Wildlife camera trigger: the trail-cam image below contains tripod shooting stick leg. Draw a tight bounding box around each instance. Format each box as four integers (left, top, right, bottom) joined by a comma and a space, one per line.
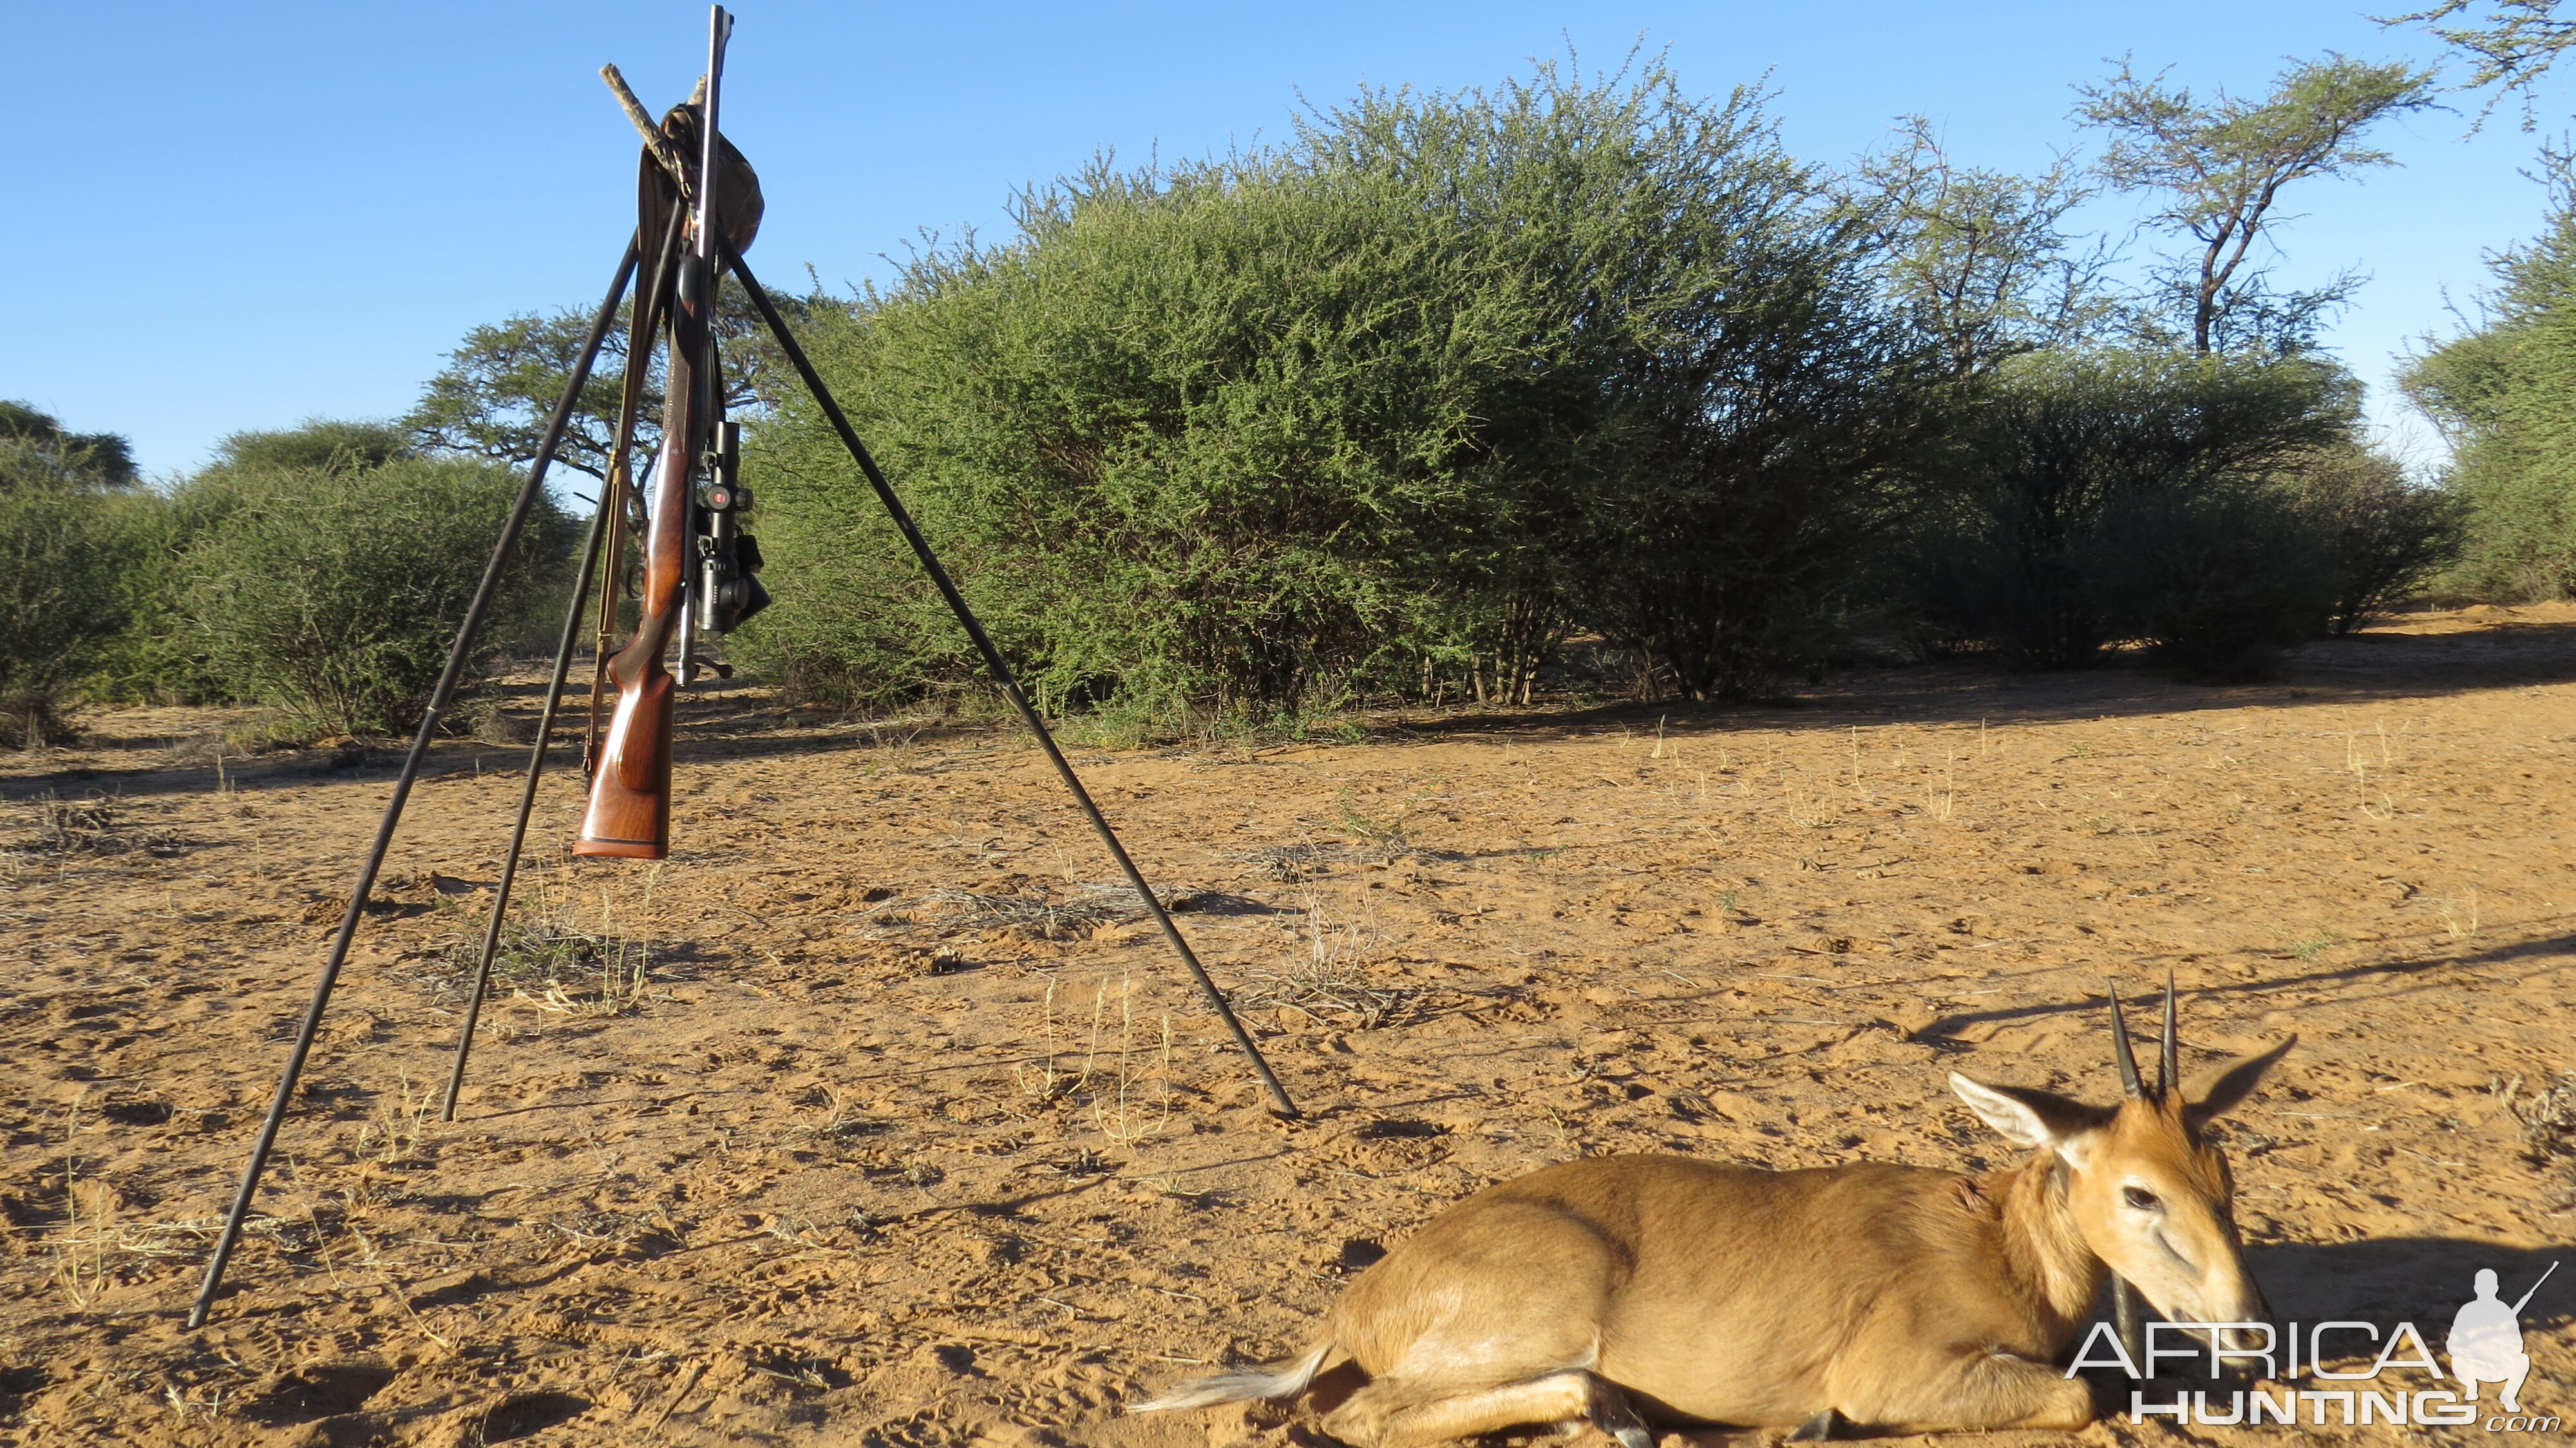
718, 234, 1298, 1119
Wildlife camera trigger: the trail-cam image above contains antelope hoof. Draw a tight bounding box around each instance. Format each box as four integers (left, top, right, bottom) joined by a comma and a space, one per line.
1788, 1409, 1842, 1442
1610, 1427, 1653, 1448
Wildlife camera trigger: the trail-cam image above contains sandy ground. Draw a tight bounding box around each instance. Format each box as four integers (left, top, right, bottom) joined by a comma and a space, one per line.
3, 604, 2573, 1448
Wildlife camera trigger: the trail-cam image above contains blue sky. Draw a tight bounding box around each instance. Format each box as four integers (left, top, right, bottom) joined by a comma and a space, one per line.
10, 1, 2568, 479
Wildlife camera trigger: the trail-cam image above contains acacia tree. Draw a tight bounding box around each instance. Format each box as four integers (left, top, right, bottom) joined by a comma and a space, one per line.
176, 455, 569, 734
2278, 443, 2469, 630
1299, 61, 1939, 703
2079, 55, 2438, 354
0, 401, 138, 490
2386, 0, 2576, 126
407, 279, 799, 483
1908, 348, 2353, 668
1851, 117, 2118, 377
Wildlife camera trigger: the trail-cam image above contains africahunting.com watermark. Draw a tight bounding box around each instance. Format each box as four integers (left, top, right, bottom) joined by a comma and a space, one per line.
2067, 1265, 2559, 1431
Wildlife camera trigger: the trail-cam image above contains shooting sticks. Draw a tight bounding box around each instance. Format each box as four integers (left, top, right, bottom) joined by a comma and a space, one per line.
189, 8, 1292, 1328
186, 241, 639, 1330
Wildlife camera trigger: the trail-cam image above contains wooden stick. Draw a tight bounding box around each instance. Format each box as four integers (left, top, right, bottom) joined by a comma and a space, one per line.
600, 64, 692, 200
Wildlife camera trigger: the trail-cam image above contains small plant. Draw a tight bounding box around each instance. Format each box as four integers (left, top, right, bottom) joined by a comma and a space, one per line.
2344, 724, 2399, 818
2497, 1073, 2576, 1166
14, 794, 187, 859
799, 1089, 878, 1145
749, 1356, 834, 1393
1236, 893, 1408, 1028
1341, 788, 1438, 849
50, 1094, 109, 1308
1238, 840, 1398, 882
429, 870, 665, 1016
2439, 890, 2481, 941
357, 1074, 432, 1164
162, 1384, 228, 1422
1092, 986, 1175, 1149
1015, 978, 1072, 1101
1784, 774, 1832, 828
1926, 747, 1958, 821
2283, 932, 2340, 963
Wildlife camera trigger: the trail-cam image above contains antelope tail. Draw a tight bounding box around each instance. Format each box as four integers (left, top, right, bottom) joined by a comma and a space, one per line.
1130, 1342, 1333, 1414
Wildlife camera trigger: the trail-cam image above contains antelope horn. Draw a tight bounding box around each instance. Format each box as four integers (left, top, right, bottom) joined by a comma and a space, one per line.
2159, 969, 2179, 1101
2107, 985, 2143, 1098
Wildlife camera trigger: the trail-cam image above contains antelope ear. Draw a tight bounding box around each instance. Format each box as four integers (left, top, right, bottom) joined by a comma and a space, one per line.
1949, 1073, 2114, 1163
2181, 1036, 2295, 1130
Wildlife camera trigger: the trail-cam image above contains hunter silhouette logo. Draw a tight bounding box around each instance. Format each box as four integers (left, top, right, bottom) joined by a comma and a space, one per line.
2067, 1259, 2560, 1429
2454, 1263, 2555, 1426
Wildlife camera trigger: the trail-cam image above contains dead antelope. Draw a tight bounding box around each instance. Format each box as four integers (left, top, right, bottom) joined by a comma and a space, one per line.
1137, 986, 2291, 1443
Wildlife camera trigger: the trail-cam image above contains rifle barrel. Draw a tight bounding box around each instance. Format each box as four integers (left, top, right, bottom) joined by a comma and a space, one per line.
2511, 1260, 2559, 1316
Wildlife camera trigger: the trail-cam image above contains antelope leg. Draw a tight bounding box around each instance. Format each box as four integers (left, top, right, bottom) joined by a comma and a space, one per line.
1854, 1350, 2095, 1433
1325, 1370, 1642, 1448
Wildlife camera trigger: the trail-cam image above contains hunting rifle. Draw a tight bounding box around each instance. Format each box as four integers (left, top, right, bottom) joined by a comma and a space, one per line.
574, 14, 767, 859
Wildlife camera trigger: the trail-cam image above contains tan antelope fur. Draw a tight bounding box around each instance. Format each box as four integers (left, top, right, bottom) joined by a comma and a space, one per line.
1135, 986, 2292, 1444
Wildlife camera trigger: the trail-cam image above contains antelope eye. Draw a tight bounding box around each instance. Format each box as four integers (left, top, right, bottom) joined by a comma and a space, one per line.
2122, 1185, 2162, 1211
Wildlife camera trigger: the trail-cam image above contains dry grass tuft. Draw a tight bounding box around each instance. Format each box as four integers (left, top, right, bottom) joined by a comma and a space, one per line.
1235, 841, 1410, 883
797, 1089, 884, 1145
1234, 893, 1410, 1028
533, 1208, 667, 1252
1089, 980, 1174, 1148
2499, 1072, 2576, 1165
12, 794, 188, 859
423, 870, 674, 1017
356, 1074, 433, 1165
931, 882, 1147, 940
428, 919, 656, 1014
49, 1096, 106, 1307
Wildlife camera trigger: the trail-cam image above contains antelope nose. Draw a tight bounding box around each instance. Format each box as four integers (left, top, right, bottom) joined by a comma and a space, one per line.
2217, 1285, 2275, 1358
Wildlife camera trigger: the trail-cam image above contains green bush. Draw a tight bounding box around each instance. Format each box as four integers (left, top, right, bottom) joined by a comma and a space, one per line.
743, 62, 1937, 719
2279, 444, 2468, 633
174, 455, 567, 736
1901, 348, 2352, 668
2085, 486, 2338, 678
204, 420, 413, 478
83, 422, 435, 707
0, 465, 155, 745
744, 148, 1553, 723
2403, 177, 2576, 600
